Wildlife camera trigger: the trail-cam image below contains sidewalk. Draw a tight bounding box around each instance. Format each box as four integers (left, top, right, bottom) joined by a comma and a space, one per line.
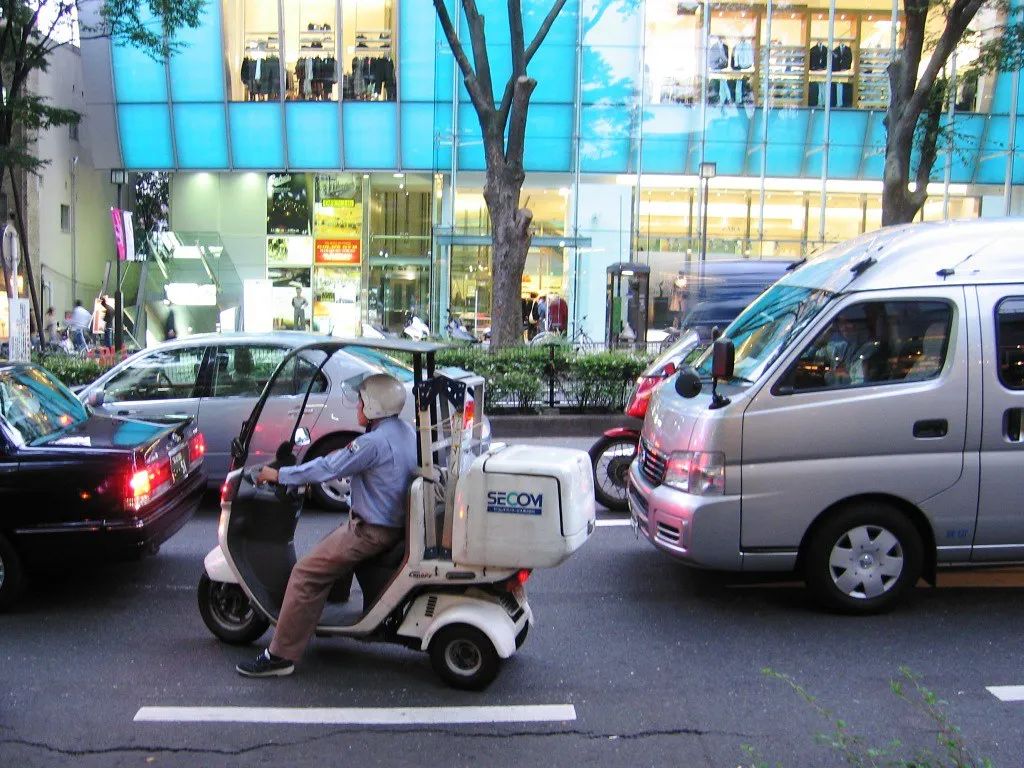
488, 412, 642, 438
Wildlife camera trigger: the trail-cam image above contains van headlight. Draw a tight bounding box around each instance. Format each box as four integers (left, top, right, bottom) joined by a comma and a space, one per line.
664, 451, 725, 495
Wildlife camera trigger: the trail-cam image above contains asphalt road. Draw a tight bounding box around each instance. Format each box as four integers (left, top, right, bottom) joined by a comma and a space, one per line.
3, 437, 1024, 767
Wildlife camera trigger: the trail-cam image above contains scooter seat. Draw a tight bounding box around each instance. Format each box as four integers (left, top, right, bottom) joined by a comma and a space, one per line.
354, 539, 406, 607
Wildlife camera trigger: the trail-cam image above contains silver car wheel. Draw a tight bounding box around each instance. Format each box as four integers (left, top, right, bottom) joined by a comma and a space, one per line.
319, 476, 352, 505
828, 524, 904, 600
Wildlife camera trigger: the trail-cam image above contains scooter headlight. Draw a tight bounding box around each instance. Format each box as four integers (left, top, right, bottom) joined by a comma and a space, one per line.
664, 451, 725, 495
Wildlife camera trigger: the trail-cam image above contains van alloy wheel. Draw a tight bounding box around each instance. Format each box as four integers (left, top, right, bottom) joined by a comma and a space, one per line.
306, 434, 357, 511
803, 503, 922, 615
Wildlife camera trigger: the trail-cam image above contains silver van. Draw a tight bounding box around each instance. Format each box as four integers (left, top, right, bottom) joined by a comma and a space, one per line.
629, 219, 1024, 613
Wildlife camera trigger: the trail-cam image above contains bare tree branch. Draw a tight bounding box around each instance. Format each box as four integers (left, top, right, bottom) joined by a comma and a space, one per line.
431, 0, 492, 116
462, 0, 495, 109
505, 75, 537, 164
509, 0, 525, 71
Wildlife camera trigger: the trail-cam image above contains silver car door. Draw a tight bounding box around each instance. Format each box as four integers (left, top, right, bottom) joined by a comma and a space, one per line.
739, 289, 972, 555
971, 288, 1024, 560
97, 345, 208, 424
196, 345, 328, 478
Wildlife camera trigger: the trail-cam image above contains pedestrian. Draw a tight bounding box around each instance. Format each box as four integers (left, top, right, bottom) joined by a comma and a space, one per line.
102, 295, 114, 349
292, 286, 308, 330
546, 293, 567, 334
526, 292, 540, 340
67, 299, 91, 351
164, 308, 177, 340
44, 307, 58, 347
236, 373, 417, 678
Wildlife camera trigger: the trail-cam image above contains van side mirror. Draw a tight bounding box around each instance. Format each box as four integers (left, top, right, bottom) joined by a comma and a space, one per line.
674, 368, 702, 398
711, 325, 722, 341
709, 339, 735, 410
711, 339, 735, 380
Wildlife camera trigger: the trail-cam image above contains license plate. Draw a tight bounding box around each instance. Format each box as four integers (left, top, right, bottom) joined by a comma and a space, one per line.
170, 449, 187, 483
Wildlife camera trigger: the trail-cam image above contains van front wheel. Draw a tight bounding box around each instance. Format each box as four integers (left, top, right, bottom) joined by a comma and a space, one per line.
803, 504, 922, 615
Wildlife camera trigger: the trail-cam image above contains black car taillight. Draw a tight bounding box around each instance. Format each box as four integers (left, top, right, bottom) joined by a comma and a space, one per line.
189, 432, 206, 464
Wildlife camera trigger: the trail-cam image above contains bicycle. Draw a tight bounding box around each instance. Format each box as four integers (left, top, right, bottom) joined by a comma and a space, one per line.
528, 316, 598, 352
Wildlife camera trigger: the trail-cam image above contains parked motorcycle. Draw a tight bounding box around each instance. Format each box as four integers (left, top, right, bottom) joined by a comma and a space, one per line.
404, 313, 430, 341
589, 329, 702, 510
445, 309, 478, 343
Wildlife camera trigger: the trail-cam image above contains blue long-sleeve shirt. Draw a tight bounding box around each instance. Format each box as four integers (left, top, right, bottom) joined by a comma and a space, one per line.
278, 415, 417, 528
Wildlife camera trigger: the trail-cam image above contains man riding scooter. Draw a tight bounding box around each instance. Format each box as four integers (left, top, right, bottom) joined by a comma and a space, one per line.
236, 373, 416, 678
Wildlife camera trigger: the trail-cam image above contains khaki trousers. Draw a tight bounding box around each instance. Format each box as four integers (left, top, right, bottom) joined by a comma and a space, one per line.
269, 516, 402, 662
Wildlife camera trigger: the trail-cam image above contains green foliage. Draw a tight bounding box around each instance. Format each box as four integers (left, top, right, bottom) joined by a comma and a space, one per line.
562, 351, 650, 411
742, 667, 995, 768
33, 353, 116, 387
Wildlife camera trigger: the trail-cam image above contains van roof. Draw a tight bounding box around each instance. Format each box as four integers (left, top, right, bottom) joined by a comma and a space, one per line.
785, 218, 1024, 294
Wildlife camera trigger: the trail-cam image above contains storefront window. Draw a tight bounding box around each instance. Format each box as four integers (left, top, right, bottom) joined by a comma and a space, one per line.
757, 190, 806, 257
342, 0, 397, 101
857, 12, 899, 109
266, 173, 313, 330
807, 192, 864, 244
367, 173, 431, 332
223, 0, 282, 101
808, 11, 857, 108
644, 0, 702, 105
708, 5, 758, 106
762, 11, 808, 108
313, 173, 362, 336
283, 0, 339, 101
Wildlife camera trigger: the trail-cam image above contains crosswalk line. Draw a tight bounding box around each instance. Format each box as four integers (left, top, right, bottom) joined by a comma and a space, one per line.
987, 686, 1024, 702
134, 704, 577, 725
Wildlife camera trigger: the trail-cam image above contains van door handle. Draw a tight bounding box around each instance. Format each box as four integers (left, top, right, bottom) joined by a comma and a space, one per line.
913, 419, 948, 438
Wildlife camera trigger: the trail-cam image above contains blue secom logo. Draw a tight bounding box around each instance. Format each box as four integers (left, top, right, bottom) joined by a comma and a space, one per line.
486, 490, 543, 516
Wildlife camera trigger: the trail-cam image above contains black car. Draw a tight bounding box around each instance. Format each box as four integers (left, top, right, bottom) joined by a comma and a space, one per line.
0, 362, 206, 610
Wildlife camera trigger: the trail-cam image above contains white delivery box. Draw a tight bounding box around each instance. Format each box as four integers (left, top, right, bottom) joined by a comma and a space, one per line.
452, 444, 596, 568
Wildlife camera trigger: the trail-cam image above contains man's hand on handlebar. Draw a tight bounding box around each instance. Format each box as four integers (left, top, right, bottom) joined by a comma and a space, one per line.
257, 466, 280, 485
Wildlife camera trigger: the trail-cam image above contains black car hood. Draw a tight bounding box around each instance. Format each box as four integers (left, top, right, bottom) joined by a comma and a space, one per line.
38, 413, 190, 451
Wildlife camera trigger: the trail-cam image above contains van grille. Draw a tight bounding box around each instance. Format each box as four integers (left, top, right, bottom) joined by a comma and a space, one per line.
638, 439, 667, 487
656, 522, 681, 544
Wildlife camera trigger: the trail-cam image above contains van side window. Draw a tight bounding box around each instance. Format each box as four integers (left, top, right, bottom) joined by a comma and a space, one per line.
996, 298, 1024, 389
778, 301, 953, 393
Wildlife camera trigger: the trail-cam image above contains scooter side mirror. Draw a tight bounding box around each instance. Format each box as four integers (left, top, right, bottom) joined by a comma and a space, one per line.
711, 339, 735, 380
674, 368, 702, 399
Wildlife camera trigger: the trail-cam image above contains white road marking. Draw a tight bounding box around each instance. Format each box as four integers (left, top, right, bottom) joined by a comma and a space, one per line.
596, 519, 632, 527
134, 704, 577, 725
987, 686, 1024, 702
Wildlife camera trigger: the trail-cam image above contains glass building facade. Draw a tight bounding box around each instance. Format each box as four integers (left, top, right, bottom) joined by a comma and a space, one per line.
79, 0, 1024, 340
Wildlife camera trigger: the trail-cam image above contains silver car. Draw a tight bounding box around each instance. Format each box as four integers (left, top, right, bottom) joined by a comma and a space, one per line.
77, 332, 425, 510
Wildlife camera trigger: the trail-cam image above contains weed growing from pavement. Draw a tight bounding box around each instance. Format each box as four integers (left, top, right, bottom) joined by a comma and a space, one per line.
741, 666, 995, 768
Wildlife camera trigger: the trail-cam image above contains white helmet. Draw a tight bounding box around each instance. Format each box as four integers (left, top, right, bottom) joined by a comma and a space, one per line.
359, 373, 407, 420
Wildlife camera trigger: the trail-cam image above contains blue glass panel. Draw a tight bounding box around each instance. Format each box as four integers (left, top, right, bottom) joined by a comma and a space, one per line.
531, 44, 576, 103
523, 0, 578, 46
402, 103, 452, 169
169, 0, 224, 101
763, 108, 808, 177
580, 105, 630, 172
118, 105, 173, 168
861, 110, 887, 179
229, 103, 284, 169
174, 103, 228, 168
699, 107, 750, 176
582, 46, 640, 105
344, 103, 398, 168
402, 0, 446, 100
523, 105, 572, 171
111, 6, 167, 103
582, 0, 642, 46
639, 106, 696, 174
826, 111, 870, 179
286, 103, 339, 168
989, 70, 1021, 115
976, 115, 1012, 185
457, 104, 486, 171
938, 113, 984, 184
804, 110, 826, 177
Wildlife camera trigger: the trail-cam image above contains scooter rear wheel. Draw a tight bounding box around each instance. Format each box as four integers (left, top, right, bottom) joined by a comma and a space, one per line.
429, 624, 500, 691
589, 434, 638, 512
197, 574, 270, 645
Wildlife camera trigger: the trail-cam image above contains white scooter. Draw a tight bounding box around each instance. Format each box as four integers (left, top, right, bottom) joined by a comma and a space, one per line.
403, 314, 430, 341
198, 339, 595, 689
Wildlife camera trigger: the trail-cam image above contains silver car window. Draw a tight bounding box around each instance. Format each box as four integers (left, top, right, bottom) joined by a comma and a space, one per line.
212, 345, 290, 398
996, 297, 1024, 390
104, 347, 206, 403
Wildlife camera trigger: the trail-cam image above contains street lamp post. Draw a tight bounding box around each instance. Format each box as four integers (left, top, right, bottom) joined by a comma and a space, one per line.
698, 162, 717, 286
110, 168, 127, 351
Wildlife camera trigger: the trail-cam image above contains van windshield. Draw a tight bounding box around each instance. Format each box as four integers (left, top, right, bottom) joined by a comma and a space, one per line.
695, 284, 835, 383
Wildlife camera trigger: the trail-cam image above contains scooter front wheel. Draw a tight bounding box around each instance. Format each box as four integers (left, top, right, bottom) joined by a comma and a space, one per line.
589, 434, 638, 512
429, 624, 500, 691
197, 574, 270, 645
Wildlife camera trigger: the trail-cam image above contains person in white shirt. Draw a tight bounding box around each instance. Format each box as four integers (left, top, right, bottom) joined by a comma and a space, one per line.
67, 299, 92, 351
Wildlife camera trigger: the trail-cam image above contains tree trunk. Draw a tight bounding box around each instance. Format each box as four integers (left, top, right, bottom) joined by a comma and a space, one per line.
6, 164, 44, 344
483, 143, 532, 348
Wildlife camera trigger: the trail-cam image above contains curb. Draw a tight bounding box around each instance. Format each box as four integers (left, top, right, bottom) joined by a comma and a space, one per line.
489, 413, 643, 438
